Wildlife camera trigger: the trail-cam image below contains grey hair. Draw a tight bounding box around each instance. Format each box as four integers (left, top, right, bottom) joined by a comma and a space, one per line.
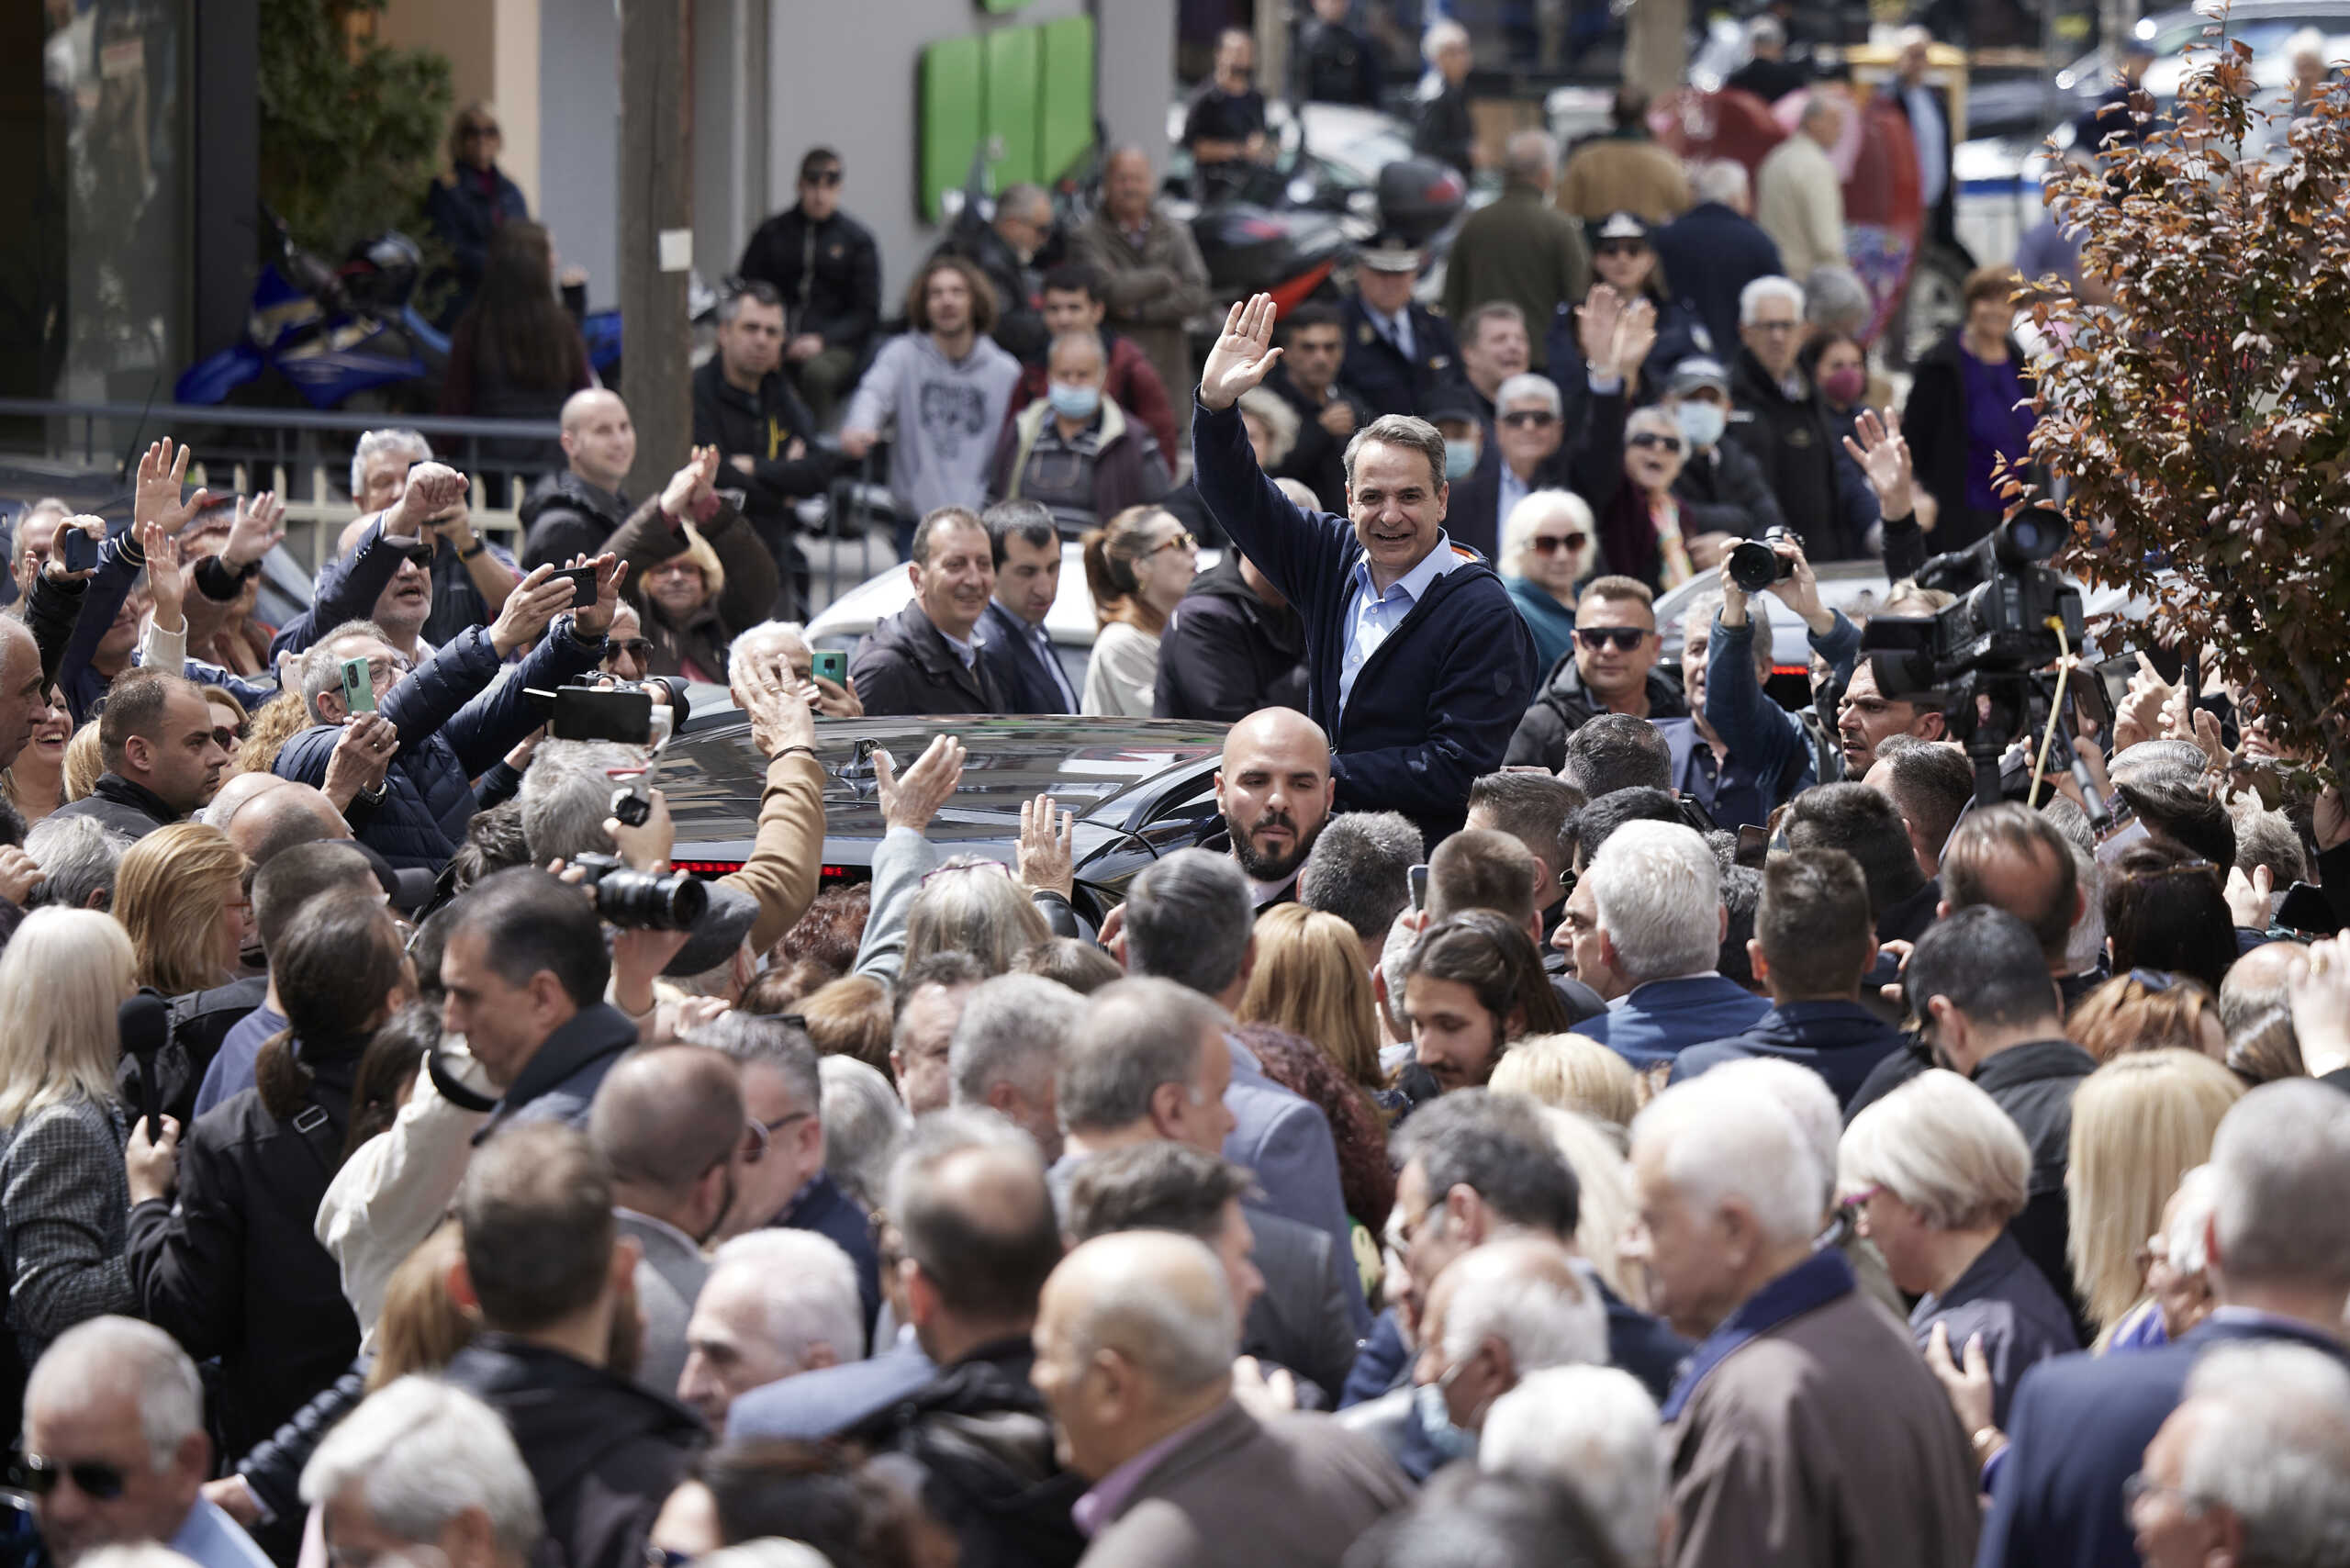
730, 619, 811, 671
7, 498, 70, 578
1803, 264, 1872, 333
684, 1012, 822, 1117
2232, 807, 2310, 888
1695, 1056, 1841, 1217
1739, 274, 1806, 326
519, 738, 645, 864
997, 181, 1052, 224
819, 1053, 909, 1214
1502, 129, 1560, 183
299, 620, 396, 722
950, 973, 1082, 1108
906, 857, 1052, 975
1624, 403, 1683, 446
1342, 413, 1447, 493
1498, 490, 1595, 582
25, 814, 132, 912
1482, 1365, 1665, 1568
1439, 1246, 1608, 1372
1838, 1069, 2031, 1231
26, 1316, 202, 1472
350, 430, 431, 503
298, 1376, 542, 1561
1423, 17, 1469, 57
2177, 1343, 2350, 1565
705, 1228, 865, 1370
1123, 848, 1254, 996
1237, 389, 1301, 469
1494, 373, 1563, 420
886, 1104, 1046, 1219
1297, 811, 1423, 940
2209, 1080, 2350, 1294
1746, 14, 1785, 50
1632, 1076, 1824, 1247
1058, 977, 1228, 1135
1693, 159, 1750, 207
1684, 589, 1773, 678
1584, 821, 1720, 985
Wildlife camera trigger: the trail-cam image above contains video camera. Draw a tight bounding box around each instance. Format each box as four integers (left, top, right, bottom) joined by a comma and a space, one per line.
1859, 506, 2087, 807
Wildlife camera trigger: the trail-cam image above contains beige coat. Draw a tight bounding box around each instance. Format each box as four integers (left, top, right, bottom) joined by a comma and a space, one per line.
1753, 131, 1847, 282
1067, 207, 1212, 419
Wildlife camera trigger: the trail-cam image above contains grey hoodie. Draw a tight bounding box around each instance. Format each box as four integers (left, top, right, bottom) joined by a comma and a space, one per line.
844, 330, 1023, 518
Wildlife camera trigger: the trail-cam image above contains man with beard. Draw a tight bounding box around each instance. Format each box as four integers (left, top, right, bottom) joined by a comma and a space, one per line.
1214, 707, 1335, 911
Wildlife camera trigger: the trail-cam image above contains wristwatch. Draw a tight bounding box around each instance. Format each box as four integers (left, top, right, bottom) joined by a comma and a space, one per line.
354, 780, 389, 809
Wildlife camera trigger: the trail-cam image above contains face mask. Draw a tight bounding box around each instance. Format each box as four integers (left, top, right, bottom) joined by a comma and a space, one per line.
1048, 383, 1101, 422
1413, 1374, 1477, 1462
1820, 365, 1867, 407
1445, 441, 1481, 480
1675, 401, 1727, 450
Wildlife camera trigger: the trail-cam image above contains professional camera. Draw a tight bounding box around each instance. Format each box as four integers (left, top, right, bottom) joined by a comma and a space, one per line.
570, 851, 708, 930
1859, 505, 2086, 805
1727, 526, 1801, 594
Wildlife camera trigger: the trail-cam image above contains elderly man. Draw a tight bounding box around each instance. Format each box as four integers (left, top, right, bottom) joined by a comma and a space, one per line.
849, 507, 1008, 715
1406, 1238, 1607, 1464
1413, 19, 1476, 174
300, 1378, 541, 1568
1726, 276, 1871, 562
1574, 821, 1769, 1068
518, 390, 639, 569
1505, 576, 1684, 770
2127, 1343, 2350, 1568
1655, 162, 1784, 369
21, 1317, 274, 1568
890, 951, 985, 1115
677, 1230, 864, 1426
1454, 304, 1533, 429
1441, 132, 1589, 375
1754, 95, 1848, 282
1214, 706, 1334, 909
0, 617, 49, 773
1626, 1076, 1980, 1567
1658, 355, 1785, 540
342, 429, 521, 646
949, 971, 1082, 1160
1034, 1231, 1409, 1568
1481, 1365, 1669, 1568
1193, 294, 1537, 842
1066, 147, 1211, 417
1338, 236, 1462, 420
1015, 264, 1180, 463
988, 330, 1171, 525
1449, 374, 1571, 562
935, 182, 1054, 364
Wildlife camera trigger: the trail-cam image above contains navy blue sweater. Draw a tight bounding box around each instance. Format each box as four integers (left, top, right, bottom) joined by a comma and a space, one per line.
1192, 399, 1536, 841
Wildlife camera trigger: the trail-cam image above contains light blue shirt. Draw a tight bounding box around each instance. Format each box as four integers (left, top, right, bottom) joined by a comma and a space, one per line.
1336, 533, 1465, 714
171, 1499, 275, 1568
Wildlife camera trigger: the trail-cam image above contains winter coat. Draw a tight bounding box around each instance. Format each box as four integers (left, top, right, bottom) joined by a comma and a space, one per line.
690, 357, 836, 521
0, 1095, 133, 1370
519, 472, 634, 573
987, 397, 1170, 526
1064, 207, 1211, 424
850, 602, 1008, 719
27, 529, 279, 724
1557, 129, 1694, 223
1439, 184, 1591, 371
1153, 554, 1308, 722
1651, 203, 1783, 372
734, 206, 882, 354
46, 774, 181, 841
1725, 348, 1870, 562
1011, 332, 1180, 469
1503, 654, 1688, 772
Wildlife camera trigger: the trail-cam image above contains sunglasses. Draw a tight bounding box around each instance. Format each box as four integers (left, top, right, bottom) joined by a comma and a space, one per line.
1595, 241, 1648, 259
386, 542, 436, 570
210, 725, 245, 751
1528, 532, 1587, 555
1627, 431, 1684, 454
6, 1452, 127, 1500
739, 1110, 812, 1165
605, 638, 655, 663
804, 168, 843, 186
1500, 410, 1560, 430
1148, 531, 1199, 557
1576, 627, 1650, 652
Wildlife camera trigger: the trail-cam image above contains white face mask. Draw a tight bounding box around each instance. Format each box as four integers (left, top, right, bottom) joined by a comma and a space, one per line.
1676, 400, 1727, 450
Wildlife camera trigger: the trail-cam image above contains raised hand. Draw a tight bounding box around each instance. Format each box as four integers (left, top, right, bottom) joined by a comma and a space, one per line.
1606, 296, 1658, 382
1574, 284, 1624, 370
1199, 294, 1284, 412
875, 734, 965, 835
731, 646, 816, 758
661, 446, 722, 519
44, 516, 106, 584
488, 564, 579, 656
2112, 650, 2176, 754
576, 553, 627, 636
222, 490, 287, 569
140, 520, 185, 629
1842, 410, 1916, 519
1016, 792, 1077, 900
389, 462, 466, 537
133, 439, 211, 539
321, 713, 398, 810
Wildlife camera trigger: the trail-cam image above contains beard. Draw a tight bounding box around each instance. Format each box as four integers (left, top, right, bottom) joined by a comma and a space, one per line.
1226, 805, 1317, 884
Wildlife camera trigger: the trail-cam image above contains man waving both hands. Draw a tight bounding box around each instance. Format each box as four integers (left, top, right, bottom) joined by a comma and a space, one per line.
1191, 294, 1537, 843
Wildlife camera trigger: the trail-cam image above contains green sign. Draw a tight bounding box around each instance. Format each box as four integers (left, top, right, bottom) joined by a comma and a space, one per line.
919, 14, 1095, 221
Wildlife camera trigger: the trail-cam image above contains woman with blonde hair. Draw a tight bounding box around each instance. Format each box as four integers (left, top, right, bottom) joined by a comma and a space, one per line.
62, 722, 103, 803
901, 859, 1050, 976
2066, 1048, 2244, 1345
1079, 504, 1198, 716
1239, 903, 1390, 1102
1488, 1033, 1640, 1132
1534, 1105, 1644, 1309
114, 823, 252, 996
1496, 490, 1598, 673
0, 908, 140, 1362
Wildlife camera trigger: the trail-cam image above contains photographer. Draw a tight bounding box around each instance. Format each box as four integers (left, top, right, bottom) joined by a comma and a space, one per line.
270, 555, 621, 870
1694, 534, 1863, 820
605, 447, 779, 685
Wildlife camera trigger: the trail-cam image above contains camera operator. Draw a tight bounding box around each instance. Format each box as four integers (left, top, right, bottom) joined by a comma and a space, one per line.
270, 554, 621, 870
1691, 532, 1863, 820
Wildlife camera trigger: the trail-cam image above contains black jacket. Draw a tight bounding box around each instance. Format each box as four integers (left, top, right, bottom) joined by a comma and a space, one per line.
1650, 203, 1784, 387
976, 600, 1073, 716
734, 206, 882, 353
1503, 654, 1688, 771
519, 472, 633, 573
1414, 81, 1475, 174
1296, 17, 1382, 106
124, 1047, 363, 1463
844, 1338, 1086, 1568
234, 1358, 368, 1551
115, 977, 269, 1131
1336, 297, 1462, 420
850, 602, 1007, 717
47, 774, 180, 841
607, 496, 780, 684
1267, 369, 1370, 515
1153, 554, 1309, 723
1725, 349, 1869, 562
1448, 442, 1572, 564
1900, 330, 2037, 554
1973, 1037, 2098, 1323
443, 1336, 705, 1568
1674, 438, 1787, 541
690, 357, 836, 521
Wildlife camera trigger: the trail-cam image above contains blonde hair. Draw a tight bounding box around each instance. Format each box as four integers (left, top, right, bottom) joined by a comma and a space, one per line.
641, 527, 727, 620
1536, 1105, 1644, 1308
370, 1222, 476, 1387
239, 690, 314, 778
0, 908, 136, 1127
62, 722, 103, 802
2067, 1049, 2244, 1338
1081, 506, 1179, 634
116, 823, 249, 995
1838, 1068, 2030, 1232
1488, 1034, 1640, 1129
1239, 903, 1385, 1091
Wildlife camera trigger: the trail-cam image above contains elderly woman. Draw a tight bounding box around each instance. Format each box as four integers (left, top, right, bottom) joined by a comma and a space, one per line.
114, 823, 252, 998
1840, 1069, 2079, 1427
609, 449, 783, 685
1572, 402, 1750, 595
1495, 492, 1598, 673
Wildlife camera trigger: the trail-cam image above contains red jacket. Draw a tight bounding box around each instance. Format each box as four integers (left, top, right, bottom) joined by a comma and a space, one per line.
1011, 331, 1180, 468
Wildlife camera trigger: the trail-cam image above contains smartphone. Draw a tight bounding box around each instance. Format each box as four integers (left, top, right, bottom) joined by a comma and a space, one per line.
61, 529, 98, 572
1407, 863, 1428, 911
2067, 668, 2113, 744
551, 566, 597, 606
340, 656, 377, 714
2275, 882, 2343, 936
811, 648, 847, 686
550, 685, 653, 744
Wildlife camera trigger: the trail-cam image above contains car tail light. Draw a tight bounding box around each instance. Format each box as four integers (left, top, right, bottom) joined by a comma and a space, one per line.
673, 859, 744, 876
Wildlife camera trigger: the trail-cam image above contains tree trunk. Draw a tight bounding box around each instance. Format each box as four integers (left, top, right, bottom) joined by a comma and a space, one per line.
1625, 0, 1689, 106
618, 0, 694, 501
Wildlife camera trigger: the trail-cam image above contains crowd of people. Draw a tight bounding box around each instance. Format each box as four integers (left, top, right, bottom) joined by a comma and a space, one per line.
2, 10, 2349, 1568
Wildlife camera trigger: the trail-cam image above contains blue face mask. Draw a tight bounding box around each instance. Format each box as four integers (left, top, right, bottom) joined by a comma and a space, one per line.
1444, 441, 1481, 480
1675, 400, 1727, 451
1413, 1375, 1477, 1462
1048, 382, 1102, 422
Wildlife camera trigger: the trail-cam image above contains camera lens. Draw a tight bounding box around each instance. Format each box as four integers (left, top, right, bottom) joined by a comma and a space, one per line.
591, 867, 709, 930
1727, 540, 1786, 594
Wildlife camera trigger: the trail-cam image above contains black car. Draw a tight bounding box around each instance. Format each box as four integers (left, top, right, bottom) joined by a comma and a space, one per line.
661, 712, 1233, 924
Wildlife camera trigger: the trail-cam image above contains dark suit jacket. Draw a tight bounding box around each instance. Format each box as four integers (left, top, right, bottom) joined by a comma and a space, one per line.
1575, 974, 1773, 1071
1651, 202, 1784, 371
1336, 298, 1461, 420
1975, 1314, 2350, 1568
1243, 1204, 1362, 1405
1672, 1000, 1909, 1110
1224, 1038, 1368, 1331
1445, 442, 1570, 562
1083, 1400, 1410, 1568
977, 599, 1073, 714
850, 602, 1007, 716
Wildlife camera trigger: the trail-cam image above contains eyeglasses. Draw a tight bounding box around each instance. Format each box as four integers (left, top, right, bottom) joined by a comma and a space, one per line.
5, 1452, 128, 1500
1499, 410, 1560, 430
1528, 532, 1587, 556
210, 725, 245, 751
605, 638, 655, 665
1576, 627, 1650, 652
740, 1110, 813, 1165
1383, 1198, 1438, 1255
1147, 531, 1199, 557
1627, 431, 1684, 454
804, 168, 843, 187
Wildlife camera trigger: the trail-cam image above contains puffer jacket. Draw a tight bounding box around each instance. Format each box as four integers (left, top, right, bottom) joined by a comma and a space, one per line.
273, 615, 604, 868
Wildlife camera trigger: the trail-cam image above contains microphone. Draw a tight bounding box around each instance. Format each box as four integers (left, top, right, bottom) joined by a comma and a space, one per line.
118, 989, 171, 1139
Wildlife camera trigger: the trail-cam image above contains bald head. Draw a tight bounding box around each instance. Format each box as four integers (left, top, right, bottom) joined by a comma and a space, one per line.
0, 617, 50, 773
220, 778, 352, 868
588, 1046, 744, 1215
1216, 707, 1335, 886
1044, 1230, 1237, 1394
559, 389, 636, 492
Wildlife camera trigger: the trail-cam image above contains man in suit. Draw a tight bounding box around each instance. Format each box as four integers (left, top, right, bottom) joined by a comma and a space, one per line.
1119, 852, 1363, 1327
976, 500, 1077, 714
849, 507, 1009, 716
1573, 821, 1769, 1069
1337, 237, 1462, 419
1979, 1080, 2350, 1568
2127, 1342, 2350, 1568
1446, 373, 1571, 561
587, 1046, 744, 1401
1653, 162, 1784, 373
1034, 1230, 1410, 1568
